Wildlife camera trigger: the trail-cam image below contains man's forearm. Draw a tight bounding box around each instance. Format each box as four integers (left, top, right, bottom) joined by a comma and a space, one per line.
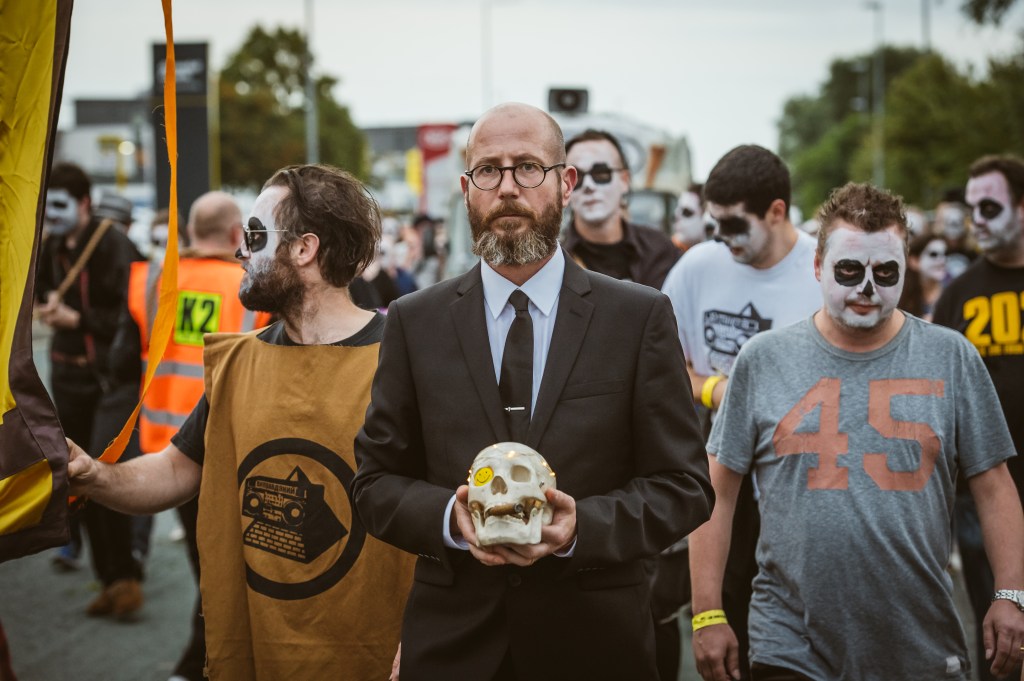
689, 456, 742, 613
970, 464, 1024, 588
686, 363, 728, 409
77, 446, 200, 515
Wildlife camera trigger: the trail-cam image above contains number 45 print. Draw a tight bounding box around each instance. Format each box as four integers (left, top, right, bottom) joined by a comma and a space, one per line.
772, 378, 944, 492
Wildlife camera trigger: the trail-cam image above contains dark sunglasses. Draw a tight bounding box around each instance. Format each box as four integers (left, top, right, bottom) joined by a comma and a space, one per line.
678, 207, 697, 218
574, 163, 622, 190
242, 217, 289, 254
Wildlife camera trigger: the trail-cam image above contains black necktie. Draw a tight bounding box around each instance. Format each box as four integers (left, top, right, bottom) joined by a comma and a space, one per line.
499, 290, 533, 441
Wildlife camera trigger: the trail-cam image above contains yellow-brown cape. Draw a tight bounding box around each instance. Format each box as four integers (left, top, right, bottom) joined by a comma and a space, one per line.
198, 331, 414, 680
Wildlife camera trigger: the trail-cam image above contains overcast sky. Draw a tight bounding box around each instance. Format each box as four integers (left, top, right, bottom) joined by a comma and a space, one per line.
61, 0, 1023, 178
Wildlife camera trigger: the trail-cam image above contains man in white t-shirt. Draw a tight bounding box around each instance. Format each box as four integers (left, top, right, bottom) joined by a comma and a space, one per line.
661, 145, 819, 678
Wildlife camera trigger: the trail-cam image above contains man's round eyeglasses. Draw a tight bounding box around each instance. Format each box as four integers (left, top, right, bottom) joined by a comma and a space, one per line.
465, 162, 566, 191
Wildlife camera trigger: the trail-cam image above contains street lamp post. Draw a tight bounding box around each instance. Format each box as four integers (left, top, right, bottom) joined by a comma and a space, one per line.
304, 0, 320, 164
866, 0, 885, 188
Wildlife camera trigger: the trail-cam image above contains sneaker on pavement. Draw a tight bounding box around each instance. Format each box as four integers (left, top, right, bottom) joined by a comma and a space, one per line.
109, 578, 144, 620
86, 586, 115, 617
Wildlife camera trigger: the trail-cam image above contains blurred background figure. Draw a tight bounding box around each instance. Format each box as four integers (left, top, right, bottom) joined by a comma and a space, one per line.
35, 162, 145, 618
934, 189, 977, 279
905, 205, 929, 237
563, 128, 680, 289
672, 183, 710, 252
899, 233, 948, 320
409, 213, 446, 289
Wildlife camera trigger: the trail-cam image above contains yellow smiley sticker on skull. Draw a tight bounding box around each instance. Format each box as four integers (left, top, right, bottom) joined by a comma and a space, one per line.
473, 466, 494, 486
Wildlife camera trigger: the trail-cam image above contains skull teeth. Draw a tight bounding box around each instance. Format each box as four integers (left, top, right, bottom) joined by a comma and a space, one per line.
477, 499, 545, 524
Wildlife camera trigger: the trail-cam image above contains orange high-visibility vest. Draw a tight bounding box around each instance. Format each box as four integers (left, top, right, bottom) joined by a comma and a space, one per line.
127, 256, 270, 452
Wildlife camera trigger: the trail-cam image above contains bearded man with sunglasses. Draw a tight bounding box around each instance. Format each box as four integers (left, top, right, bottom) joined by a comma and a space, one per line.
68, 164, 415, 681
689, 182, 1024, 681
352, 103, 713, 681
933, 155, 1024, 681
562, 129, 680, 289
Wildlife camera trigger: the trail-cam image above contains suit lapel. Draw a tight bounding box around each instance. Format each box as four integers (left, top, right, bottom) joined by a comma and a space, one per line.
528, 254, 593, 447
451, 264, 507, 441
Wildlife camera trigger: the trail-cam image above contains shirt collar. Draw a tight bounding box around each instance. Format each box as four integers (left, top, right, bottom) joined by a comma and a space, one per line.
481, 247, 564, 320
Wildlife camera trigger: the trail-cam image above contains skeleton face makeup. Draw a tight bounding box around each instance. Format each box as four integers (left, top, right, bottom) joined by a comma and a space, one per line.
45, 189, 80, 235
567, 140, 628, 227
673, 191, 705, 244
238, 185, 303, 314
966, 171, 1023, 254
820, 225, 906, 330
917, 239, 947, 283
708, 202, 769, 265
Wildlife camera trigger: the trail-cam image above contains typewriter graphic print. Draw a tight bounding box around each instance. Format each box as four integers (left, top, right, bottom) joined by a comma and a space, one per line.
242, 466, 347, 564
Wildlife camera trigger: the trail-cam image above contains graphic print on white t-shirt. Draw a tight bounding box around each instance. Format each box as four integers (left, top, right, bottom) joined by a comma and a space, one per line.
703, 302, 772, 374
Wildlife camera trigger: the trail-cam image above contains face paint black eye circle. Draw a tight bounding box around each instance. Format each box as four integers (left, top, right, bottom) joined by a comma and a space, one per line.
872, 260, 901, 287
716, 216, 751, 237
833, 259, 866, 286
978, 199, 1005, 221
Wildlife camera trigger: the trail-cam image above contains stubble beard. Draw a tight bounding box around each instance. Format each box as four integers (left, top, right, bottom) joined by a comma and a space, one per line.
239, 250, 305, 316
469, 198, 562, 267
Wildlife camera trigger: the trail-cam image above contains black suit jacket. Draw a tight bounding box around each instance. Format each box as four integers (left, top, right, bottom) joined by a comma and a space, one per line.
352, 253, 713, 681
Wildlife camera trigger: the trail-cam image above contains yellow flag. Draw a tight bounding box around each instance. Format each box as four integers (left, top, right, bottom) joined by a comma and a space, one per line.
0, 0, 74, 561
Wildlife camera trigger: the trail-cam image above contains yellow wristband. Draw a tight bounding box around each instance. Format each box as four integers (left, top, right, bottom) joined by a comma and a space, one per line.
691, 609, 728, 632
701, 375, 723, 410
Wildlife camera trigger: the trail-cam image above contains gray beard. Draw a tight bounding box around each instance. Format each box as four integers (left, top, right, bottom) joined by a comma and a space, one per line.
472, 228, 556, 267
468, 198, 562, 267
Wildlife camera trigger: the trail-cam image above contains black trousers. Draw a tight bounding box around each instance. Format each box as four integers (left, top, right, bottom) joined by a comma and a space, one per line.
173, 496, 207, 681
53, 367, 142, 586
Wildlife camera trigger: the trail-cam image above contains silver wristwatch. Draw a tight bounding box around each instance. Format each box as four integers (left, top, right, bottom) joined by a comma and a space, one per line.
992, 590, 1024, 611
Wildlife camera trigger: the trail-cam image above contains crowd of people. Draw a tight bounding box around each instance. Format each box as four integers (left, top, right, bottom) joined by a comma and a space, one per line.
16, 101, 1024, 681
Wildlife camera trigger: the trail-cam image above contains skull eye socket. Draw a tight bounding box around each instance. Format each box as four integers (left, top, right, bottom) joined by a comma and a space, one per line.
510, 465, 533, 483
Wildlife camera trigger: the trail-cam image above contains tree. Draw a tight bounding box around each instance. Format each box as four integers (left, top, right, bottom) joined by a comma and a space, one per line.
218, 25, 367, 190
853, 54, 982, 206
777, 47, 924, 216
962, 0, 1019, 24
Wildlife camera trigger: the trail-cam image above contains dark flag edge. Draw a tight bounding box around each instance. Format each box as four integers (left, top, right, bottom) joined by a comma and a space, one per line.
0, 0, 75, 563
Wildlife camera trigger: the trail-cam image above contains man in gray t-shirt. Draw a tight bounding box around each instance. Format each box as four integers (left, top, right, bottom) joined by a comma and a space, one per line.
688, 183, 1024, 681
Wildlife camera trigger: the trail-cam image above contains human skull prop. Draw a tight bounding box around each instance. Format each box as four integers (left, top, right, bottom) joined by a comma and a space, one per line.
467, 442, 557, 546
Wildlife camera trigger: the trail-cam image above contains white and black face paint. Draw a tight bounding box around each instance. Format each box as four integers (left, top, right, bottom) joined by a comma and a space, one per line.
673, 191, 705, 244
708, 203, 770, 265
918, 239, 946, 283
567, 140, 628, 227
937, 204, 966, 240
966, 171, 1023, 254
821, 226, 905, 330
45, 189, 80, 235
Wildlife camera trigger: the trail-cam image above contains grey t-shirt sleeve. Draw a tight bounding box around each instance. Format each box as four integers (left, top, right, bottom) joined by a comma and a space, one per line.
706, 338, 761, 474
952, 335, 1017, 478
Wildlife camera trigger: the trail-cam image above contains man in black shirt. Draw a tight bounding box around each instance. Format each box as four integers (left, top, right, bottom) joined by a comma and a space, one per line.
562, 129, 680, 289
933, 154, 1024, 681
35, 162, 144, 616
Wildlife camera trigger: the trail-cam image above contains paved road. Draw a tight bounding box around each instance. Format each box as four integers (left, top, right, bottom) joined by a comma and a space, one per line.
0, 511, 195, 681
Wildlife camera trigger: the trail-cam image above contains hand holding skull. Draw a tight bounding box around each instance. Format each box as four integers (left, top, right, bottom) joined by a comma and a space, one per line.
455, 442, 577, 567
